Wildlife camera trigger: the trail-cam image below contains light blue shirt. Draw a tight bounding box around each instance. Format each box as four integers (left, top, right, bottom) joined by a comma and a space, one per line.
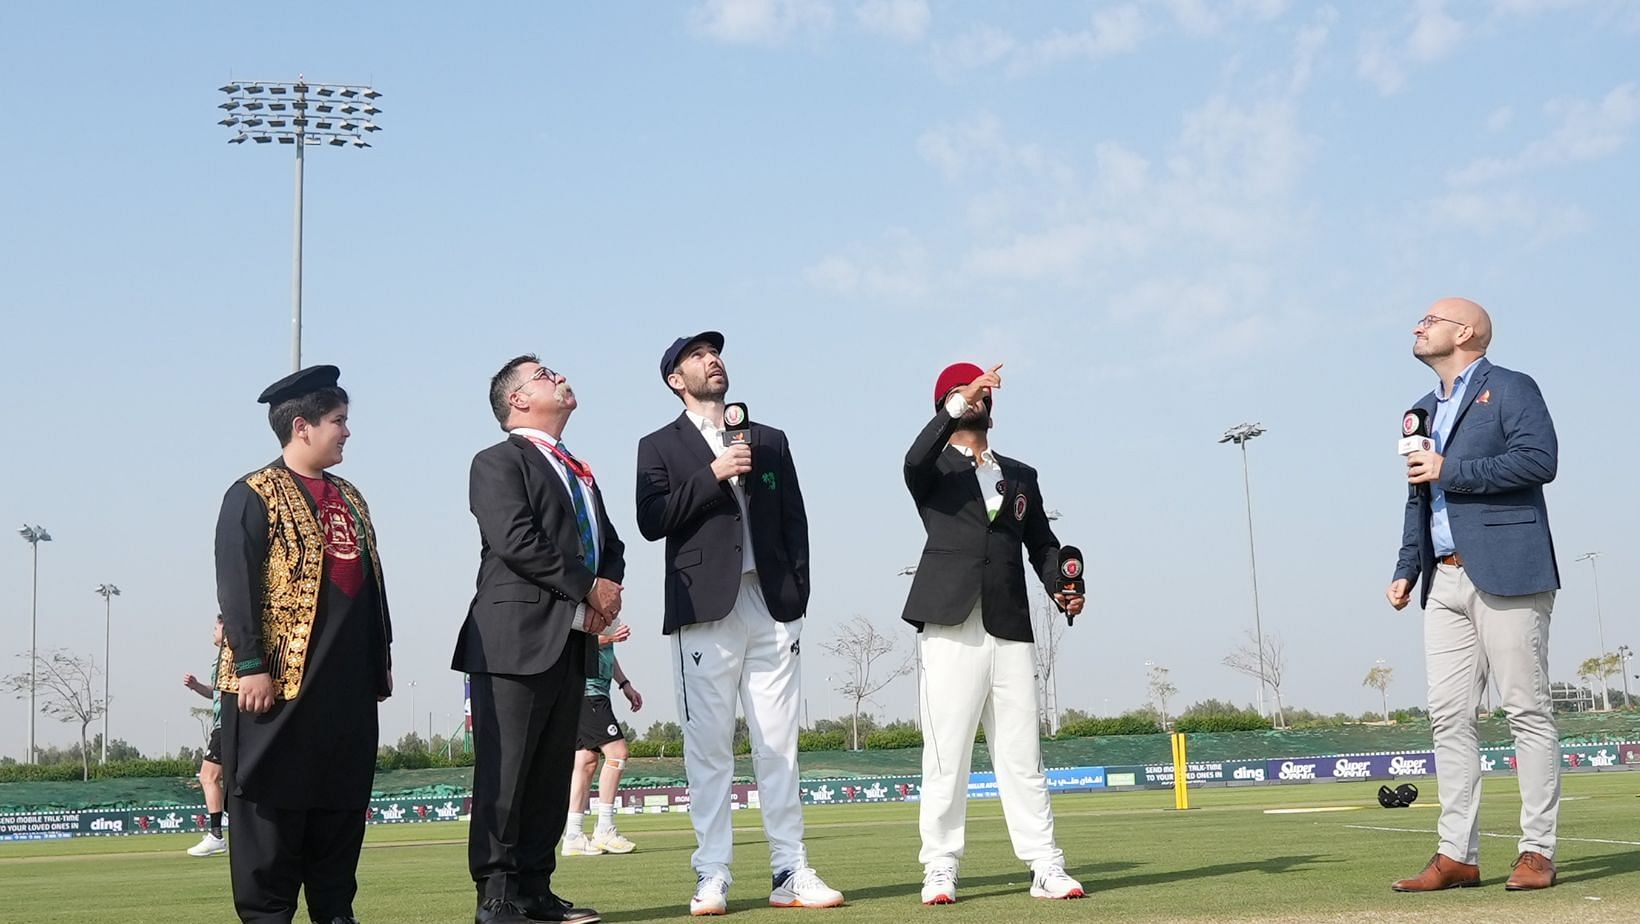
1429, 357, 1484, 556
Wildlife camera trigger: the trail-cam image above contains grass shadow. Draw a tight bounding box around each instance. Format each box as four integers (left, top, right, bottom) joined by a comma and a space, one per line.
1552, 849, 1640, 884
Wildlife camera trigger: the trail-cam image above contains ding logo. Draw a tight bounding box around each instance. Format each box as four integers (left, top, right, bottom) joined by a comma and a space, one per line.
1061, 558, 1082, 579
1402, 412, 1420, 436
724, 405, 746, 427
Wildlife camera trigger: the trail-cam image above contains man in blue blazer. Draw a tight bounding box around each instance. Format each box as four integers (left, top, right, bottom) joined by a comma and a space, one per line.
1385, 298, 1561, 893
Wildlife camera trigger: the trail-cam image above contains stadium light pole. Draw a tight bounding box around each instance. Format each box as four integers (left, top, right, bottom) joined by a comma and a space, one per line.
94, 583, 121, 764
1575, 552, 1610, 710
18, 524, 52, 764
1617, 644, 1633, 708
1219, 423, 1269, 718
217, 76, 383, 372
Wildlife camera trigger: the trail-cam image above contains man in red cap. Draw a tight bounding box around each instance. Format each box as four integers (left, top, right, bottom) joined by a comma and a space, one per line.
900, 362, 1086, 905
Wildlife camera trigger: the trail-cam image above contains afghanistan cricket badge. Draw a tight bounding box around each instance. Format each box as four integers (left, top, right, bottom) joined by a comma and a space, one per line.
1014, 494, 1027, 521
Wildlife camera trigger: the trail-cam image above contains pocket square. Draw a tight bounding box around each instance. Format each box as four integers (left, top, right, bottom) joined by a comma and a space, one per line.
1475, 389, 1491, 405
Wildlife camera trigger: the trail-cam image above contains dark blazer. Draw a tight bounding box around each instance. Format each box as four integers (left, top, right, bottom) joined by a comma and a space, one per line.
899, 410, 1060, 643
635, 412, 809, 634
453, 433, 626, 675
1393, 358, 1560, 607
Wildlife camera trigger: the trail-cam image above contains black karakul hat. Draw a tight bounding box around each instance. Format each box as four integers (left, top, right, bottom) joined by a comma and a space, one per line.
659, 331, 725, 385
258, 364, 341, 405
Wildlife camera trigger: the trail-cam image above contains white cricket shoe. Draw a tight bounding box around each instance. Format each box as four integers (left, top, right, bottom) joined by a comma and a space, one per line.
1029, 864, 1085, 899
590, 828, 636, 854
691, 873, 730, 916
186, 833, 228, 857
561, 832, 604, 856
920, 865, 957, 905
769, 867, 844, 908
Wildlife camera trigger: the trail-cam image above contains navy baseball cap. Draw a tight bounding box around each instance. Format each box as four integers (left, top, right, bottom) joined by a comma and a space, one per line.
659, 331, 725, 386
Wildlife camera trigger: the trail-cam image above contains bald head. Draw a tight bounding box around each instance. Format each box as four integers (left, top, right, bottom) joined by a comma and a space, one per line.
1430, 297, 1493, 352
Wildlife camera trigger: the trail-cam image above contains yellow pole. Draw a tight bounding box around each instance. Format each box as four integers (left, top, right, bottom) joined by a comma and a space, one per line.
1171, 731, 1191, 810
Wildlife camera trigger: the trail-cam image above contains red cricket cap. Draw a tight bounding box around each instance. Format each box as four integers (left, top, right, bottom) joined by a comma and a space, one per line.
933, 362, 987, 408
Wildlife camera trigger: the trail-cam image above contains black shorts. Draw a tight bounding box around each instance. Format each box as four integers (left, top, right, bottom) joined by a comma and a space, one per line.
576, 694, 624, 751
204, 726, 223, 765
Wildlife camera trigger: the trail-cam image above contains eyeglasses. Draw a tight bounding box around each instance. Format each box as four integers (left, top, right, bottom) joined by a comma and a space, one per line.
512, 365, 559, 393
1416, 315, 1468, 330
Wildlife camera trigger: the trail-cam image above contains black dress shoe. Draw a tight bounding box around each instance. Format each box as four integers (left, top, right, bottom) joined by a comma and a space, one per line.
516, 893, 601, 923
475, 899, 533, 924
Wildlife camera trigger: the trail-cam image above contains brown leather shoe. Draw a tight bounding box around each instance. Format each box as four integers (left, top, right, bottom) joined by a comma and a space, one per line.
1392, 853, 1481, 892
1505, 851, 1557, 890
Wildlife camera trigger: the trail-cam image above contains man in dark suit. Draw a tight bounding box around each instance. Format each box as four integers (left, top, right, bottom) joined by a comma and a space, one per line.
453, 355, 620, 924
1386, 298, 1562, 893
900, 361, 1085, 905
635, 331, 844, 915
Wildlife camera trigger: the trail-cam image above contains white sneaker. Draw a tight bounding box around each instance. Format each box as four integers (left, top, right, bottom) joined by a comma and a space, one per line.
769, 867, 845, 908
1029, 864, 1085, 899
691, 873, 730, 916
186, 833, 228, 857
921, 865, 957, 905
590, 828, 636, 854
561, 832, 604, 856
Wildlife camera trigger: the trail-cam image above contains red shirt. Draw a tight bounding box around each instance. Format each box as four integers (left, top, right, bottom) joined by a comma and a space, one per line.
295, 473, 366, 598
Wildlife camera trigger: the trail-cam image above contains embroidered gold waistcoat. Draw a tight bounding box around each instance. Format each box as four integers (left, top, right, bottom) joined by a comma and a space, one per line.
216, 466, 381, 701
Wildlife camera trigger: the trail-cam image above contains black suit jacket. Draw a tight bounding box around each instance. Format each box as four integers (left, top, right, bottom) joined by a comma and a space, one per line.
899, 410, 1060, 642
453, 433, 626, 675
635, 412, 809, 634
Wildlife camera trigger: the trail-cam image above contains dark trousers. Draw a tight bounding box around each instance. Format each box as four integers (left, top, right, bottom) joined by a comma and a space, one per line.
468, 638, 585, 903
226, 793, 366, 924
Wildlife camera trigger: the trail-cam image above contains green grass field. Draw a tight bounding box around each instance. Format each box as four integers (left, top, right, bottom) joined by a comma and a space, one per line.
3, 774, 1637, 923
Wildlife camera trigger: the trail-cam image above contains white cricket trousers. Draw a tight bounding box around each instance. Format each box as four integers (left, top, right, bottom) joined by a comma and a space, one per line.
673, 572, 806, 883
1425, 563, 1559, 864
918, 601, 1063, 872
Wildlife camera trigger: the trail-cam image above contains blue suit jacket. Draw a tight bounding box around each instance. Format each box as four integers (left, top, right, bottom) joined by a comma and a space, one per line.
1393, 358, 1560, 607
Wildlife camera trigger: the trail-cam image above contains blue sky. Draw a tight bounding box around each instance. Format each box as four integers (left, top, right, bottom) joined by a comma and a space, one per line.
2, 1, 1636, 758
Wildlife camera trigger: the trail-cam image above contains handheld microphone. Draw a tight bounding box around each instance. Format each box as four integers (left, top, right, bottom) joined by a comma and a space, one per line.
723, 402, 751, 486
1056, 545, 1085, 626
1399, 408, 1432, 499
1398, 409, 1432, 456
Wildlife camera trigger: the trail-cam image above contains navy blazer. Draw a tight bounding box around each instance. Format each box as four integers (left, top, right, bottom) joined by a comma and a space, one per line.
1393, 358, 1560, 607
899, 409, 1060, 642
635, 412, 810, 634
452, 434, 625, 675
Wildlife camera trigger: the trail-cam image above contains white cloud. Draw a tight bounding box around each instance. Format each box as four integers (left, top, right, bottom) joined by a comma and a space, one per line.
1288, 8, 1335, 95
1357, 0, 1466, 96
691, 0, 835, 45
805, 229, 931, 300
1485, 106, 1514, 133
1032, 4, 1148, 67
1449, 83, 1640, 184
1161, 0, 1289, 36
1427, 191, 1589, 244
855, 0, 929, 42
932, 24, 1018, 73
916, 113, 1074, 184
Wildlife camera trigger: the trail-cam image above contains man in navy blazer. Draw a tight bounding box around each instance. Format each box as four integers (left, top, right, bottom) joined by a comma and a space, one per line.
635, 331, 843, 915
1385, 298, 1561, 893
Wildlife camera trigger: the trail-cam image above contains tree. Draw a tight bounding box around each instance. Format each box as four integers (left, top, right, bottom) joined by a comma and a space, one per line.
823, 615, 912, 750
1146, 663, 1177, 731
1577, 654, 1622, 711
1032, 595, 1068, 736
3, 649, 107, 780
642, 721, 682, 742
1363, 664, 1395, 722
189, 706, 215, 747
1222, 629, 1289, 728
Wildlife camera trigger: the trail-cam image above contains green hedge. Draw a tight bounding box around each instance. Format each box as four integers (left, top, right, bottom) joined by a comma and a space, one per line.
0, 758, 199, 784
1173, 713, 1273, 733
1056, 715, 1162, 738
799, 731, 847, 752
863, 728, 923, 750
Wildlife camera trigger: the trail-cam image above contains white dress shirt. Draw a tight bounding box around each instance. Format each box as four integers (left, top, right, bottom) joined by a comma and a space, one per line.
944, 393, 1003, 521
685, 410, 758, 574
